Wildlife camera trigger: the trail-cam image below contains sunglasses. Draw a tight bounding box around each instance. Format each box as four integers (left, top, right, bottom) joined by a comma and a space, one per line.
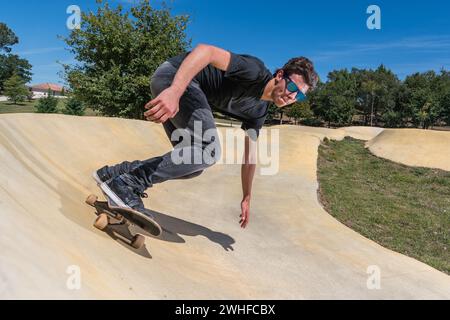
284, 76, 307, 102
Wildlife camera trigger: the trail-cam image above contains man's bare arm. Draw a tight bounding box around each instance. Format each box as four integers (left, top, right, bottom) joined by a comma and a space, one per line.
241, 135, 257, 197
240, 134, 257, 228
171, 44, 231, 96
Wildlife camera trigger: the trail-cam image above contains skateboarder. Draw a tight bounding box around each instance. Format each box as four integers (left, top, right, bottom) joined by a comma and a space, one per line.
93, 44, 318, 228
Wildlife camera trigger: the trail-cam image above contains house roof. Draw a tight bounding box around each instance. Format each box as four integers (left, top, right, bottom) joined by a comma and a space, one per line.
31, 83, 64, 92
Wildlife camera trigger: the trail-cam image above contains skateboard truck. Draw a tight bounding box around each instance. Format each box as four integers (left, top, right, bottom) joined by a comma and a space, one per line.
85, 194, 154, 249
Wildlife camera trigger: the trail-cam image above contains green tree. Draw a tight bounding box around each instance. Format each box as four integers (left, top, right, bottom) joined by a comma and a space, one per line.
286, 101, 314, 125
63, 0, 191, 119
297, 65, 448, 129
3, 73, 29, 104
440, 91, 450, 126
353, 66, 400, 127
0, 22, 18, 53
435, 70, 450, 126
361, 79, 379, 126
266, 103, 279, 124
403, 71, 442, 129
63, 96, 85, 116
372, 66, 401, 126
35, 90, 59, 113
0, 23, 32, 92
311, 70, 357, 127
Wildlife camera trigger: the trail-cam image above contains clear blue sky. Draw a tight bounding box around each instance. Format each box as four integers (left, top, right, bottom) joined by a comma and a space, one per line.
1, 0, 449, 85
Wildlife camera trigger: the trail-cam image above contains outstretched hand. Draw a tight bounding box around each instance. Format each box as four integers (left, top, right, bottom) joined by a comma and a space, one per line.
144, 86, 181, 124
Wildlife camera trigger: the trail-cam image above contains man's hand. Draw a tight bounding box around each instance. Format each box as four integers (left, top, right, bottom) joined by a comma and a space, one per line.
144, 85, 182, 123
240, 195, 251, 228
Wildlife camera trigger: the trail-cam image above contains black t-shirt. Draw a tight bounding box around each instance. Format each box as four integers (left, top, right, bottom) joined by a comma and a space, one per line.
168, 51, 273, 137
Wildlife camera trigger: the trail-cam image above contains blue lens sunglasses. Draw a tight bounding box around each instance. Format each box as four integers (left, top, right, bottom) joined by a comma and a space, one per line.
284, 76, 307, 102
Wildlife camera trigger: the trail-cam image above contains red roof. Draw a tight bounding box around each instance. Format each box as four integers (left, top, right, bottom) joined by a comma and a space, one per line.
31, 83, 64, 92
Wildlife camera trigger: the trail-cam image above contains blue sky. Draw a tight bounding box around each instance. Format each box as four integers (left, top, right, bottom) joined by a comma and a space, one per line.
1, 0, 449, 85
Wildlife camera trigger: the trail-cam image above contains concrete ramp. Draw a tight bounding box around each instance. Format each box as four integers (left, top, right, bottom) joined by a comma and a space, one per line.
366, 128, 450, 171
0, 114, 449, 299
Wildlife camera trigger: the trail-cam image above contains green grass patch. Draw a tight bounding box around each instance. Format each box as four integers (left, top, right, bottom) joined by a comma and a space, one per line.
0, 101, 36, 113
0, 100, 99, 116
317, 137, 450, 274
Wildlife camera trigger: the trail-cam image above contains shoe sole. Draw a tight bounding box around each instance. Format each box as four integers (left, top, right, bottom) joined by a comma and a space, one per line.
92, 170, 104, 186
99, 181, 132, 210
94, 171, 153, 220
99, 182, 158, 230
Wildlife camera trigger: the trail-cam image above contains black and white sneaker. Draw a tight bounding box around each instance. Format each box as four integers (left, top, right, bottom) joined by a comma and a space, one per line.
99, 176, 152, 218
92, 165, 113, 186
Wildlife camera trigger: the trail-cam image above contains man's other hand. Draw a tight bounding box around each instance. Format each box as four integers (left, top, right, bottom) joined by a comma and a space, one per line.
240, 196, 251, 228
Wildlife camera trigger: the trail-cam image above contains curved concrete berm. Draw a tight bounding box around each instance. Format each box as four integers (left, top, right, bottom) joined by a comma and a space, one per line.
0, 113, 449, 299
366, 128, 450, 171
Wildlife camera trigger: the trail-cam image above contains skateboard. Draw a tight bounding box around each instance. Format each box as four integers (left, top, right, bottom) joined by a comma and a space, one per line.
85, 194, 162, 249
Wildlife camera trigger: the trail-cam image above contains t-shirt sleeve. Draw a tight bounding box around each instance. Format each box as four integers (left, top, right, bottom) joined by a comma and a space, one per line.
224, 52, 267, 83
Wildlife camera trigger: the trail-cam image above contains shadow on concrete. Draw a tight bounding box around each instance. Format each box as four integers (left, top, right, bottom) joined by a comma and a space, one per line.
82, 195, 236, 259
149, 210, 235, 251
92, 208, 235, 259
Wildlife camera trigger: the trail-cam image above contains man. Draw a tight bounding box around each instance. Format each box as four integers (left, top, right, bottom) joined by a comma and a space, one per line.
93, 44, 318, 228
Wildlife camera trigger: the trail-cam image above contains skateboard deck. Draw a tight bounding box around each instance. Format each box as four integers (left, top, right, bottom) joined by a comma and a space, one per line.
85, 194, 162, 249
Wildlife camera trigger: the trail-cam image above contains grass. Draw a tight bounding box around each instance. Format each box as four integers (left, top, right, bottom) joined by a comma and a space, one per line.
317, 137, 450, 274
0, 101, 237, 122
0, 100, 99, 116
0, 101, 36, 113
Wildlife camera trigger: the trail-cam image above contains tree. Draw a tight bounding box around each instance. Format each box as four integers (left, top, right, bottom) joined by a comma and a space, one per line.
0, 23, 32, 92
266, 103, 280, 124
361, 79, 379, 126
440, 90, 450, 126
0, 54, 32, 92
3, 74, 29, 104
63, 0, 191, 119
311, 70, 357, 127
63, 96, 85, 116
403, 71, 442, 129
286, 101, 314, 125
0, 22, 18, 53
26, 88, 33, 102
35, 90, 59, 113
435, 70, 450, 126
294, 65, 448, 129
352, 66, 400, 127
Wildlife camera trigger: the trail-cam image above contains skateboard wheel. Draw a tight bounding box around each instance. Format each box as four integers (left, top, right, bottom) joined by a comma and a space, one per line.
94, 213, 109, 230
86, 194, 98, 206
131, 234, 145, 249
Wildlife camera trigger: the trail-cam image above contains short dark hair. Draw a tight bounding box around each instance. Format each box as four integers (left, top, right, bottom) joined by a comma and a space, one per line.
274, 57, 319, 90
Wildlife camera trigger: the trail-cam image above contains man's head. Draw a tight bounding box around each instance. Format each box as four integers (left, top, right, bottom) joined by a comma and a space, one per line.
270, 57, 318, 107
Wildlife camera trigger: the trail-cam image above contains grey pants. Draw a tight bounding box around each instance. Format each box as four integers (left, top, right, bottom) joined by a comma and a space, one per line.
106, 61, 221, 194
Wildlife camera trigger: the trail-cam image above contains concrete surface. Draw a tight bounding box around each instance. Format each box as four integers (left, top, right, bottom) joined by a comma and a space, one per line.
0, 113, 449, 299
366, 128, 450, 171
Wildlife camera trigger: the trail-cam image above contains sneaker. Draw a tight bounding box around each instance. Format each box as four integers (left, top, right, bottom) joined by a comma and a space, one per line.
93, 166, 113, 185
99, 176, 149, 215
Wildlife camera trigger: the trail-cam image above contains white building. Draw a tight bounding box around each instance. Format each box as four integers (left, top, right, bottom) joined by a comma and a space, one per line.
30, 83, 67, 99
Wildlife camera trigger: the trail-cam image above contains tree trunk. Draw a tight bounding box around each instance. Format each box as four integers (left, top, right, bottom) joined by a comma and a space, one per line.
370, 93, 374, 127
